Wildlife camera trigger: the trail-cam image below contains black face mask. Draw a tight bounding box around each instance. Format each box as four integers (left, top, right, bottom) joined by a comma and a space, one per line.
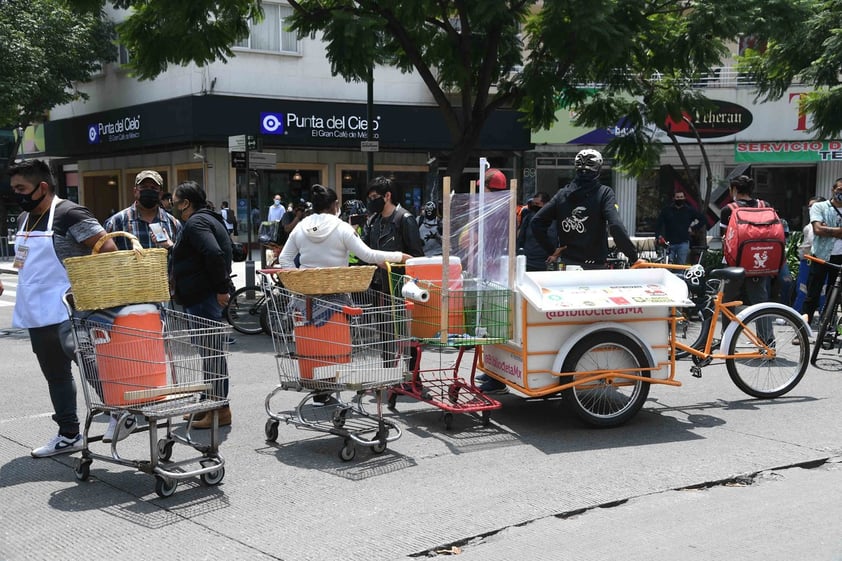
674, 201, 685, 208
138, 189, 160, 209
528, 203, 541, 213
17, 184, 45, 212
367, 197, 385, 215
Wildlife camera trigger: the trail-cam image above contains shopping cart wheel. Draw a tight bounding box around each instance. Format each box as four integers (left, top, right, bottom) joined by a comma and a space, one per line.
157, 439, 174, 462
481, 410, 491, 427
339, 440, 356, 462
443, 412, 454, 431
74, 458, 91, 481
200, 461, 225, 486
332, 407, 349, 428
154, 476, 178, 498
265, 419, 279, 442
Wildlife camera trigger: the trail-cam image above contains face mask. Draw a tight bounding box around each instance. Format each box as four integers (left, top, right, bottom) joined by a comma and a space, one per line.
576, 169, 600, 181
674, 200, 685, 207
138, 189, 160, 209
17, 184, 45, 212
528, 203, 541, 213
367, 197, 385, 215
273, 200, 281, 207
835, 192, 842, 203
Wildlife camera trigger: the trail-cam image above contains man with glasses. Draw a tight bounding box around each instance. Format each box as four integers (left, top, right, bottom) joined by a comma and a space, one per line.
105, 170, 181, 250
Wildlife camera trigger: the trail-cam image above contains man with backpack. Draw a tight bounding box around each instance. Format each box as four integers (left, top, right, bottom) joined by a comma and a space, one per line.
220, 200, 238, 237
719, 174, 785, 337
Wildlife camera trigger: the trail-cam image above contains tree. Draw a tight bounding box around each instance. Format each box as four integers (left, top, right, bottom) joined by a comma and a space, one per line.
739, 0, 842, 139
0, 0, 116, 162
518, 0, 803, 214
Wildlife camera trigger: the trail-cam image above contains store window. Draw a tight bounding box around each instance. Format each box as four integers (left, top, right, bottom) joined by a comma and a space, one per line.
751, 166, 816, 233
339, 168, 428, 215
234, 2, 300, 54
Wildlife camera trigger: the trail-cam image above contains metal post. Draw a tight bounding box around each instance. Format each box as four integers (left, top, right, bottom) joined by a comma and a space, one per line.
366, 65, 374, 184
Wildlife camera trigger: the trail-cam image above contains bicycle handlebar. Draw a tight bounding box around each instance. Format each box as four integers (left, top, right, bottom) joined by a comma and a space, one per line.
805, 254, 842, 270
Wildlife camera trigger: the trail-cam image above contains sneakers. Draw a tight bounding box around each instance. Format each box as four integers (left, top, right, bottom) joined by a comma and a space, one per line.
103, 414, 137, 443
192, 406, 231, 429
479, 379, 508, 395
31, 434, 83, 458
475, 373, 491, 383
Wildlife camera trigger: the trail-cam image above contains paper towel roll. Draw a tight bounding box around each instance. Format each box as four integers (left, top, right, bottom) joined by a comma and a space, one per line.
401, 279, 430, 302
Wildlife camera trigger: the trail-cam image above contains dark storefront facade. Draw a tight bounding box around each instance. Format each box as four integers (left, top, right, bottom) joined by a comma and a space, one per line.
45, 95, 532, 227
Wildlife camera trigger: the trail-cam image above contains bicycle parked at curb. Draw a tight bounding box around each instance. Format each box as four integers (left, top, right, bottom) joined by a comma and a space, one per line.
805, 254, 842, 366
637, 262, 811, 398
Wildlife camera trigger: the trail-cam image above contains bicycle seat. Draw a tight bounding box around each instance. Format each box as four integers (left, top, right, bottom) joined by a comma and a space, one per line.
709, 267, 745, 281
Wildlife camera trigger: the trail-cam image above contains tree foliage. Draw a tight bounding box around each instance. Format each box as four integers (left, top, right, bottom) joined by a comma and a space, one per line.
739, 0, 842, 139
0, 0, 116, 135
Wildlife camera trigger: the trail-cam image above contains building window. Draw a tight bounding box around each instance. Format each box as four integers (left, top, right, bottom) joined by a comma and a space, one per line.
118, 44, 131, 66
235, 2, 300, 54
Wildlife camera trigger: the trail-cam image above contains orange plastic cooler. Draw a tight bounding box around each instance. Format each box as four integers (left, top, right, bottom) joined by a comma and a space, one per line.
95, 304, 167, 406
405, 256, 463, 338
294, 312, 352, 379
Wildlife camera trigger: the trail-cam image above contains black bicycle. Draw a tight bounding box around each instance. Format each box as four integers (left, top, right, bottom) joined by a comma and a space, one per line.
805, 254, 842, 366
673, 264, 720, 359
226, 273, 292, 336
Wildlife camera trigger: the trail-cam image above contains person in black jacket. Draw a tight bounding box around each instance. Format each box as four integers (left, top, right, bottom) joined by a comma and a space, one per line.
531, 149, 643, 269
364, 176, 424, 290
517, 192, 555, 271
170, 180, 233, 428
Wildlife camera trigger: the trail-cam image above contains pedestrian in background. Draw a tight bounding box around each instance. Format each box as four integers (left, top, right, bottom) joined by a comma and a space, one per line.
517, 192, 554, 271
8, 159, 119, 457
220, 200, 238, 238
801, 180, 842, 328
105, 169, 180, 250
170, 180, 233, 428
268, 193, 285, 222
655, 190, 706, 264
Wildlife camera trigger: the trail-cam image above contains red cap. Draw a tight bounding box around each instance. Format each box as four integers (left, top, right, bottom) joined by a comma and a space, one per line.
485, 168, 507, 190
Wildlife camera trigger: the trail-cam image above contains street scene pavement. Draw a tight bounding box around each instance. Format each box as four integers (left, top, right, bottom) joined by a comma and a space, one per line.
1, 258, 841, 560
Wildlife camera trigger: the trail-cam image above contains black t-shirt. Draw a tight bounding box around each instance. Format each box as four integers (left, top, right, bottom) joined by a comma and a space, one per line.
18, 199, 103, 262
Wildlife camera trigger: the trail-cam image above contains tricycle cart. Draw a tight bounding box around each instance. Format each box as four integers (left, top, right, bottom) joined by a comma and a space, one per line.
260, 267, 411, 461
69, 302, 231, 498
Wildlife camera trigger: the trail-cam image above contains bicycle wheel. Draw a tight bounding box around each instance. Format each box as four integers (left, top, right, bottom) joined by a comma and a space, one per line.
811, 282, 840, 365
674, 306, 712, 359
226, 286, 265, 335
726, 307, 808, 398
560, 331, 651, 427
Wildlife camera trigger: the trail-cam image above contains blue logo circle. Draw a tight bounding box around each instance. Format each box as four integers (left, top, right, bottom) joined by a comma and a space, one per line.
87, 125, 99, 144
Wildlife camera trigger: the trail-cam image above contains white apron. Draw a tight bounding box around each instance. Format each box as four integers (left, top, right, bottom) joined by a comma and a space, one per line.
12, 196, 72, 328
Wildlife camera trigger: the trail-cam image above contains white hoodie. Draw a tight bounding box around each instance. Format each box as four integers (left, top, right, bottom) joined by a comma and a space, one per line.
277, 213, 402, 269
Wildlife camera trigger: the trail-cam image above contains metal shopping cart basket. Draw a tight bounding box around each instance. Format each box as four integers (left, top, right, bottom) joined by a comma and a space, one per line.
260, 270, 412, 461
68, 299, 231, 498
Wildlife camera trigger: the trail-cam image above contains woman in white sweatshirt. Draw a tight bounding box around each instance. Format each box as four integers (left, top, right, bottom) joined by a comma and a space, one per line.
278, 184, 410, 269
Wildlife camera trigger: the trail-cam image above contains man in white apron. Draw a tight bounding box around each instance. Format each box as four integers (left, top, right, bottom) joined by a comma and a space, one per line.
8, 160, 118, 458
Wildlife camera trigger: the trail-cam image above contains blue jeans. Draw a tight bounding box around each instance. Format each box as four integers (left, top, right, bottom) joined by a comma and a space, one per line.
185, 294, 229, 400
668, 241, 690, 265
30, 322, 79, 436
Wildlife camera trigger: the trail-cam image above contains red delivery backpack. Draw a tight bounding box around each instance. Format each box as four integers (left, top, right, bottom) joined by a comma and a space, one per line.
723, 201, 785, 276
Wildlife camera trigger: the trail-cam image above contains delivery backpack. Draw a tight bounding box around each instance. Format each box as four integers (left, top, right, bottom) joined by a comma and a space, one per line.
723, 201, 785, 276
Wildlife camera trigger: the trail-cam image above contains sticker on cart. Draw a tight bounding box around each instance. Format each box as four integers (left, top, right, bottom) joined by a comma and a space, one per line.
482, 346, 524, 383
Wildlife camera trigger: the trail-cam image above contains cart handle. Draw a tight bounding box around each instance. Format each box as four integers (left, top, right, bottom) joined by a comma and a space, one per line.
342, 305, 363, 316
631, 261, 690, 271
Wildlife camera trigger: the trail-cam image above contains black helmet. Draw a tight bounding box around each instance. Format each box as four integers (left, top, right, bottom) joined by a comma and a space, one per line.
340, 199, 367, 222
574, 149, 603, 173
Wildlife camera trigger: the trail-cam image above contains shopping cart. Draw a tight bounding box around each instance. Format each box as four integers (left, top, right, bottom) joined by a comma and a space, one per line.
388, 264, 512, 429
68, 299, 231, 498
260, 271, 411, 461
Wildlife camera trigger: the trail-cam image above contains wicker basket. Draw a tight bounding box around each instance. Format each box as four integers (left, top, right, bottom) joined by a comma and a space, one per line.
277, 266, 376, 295
64, 231, 170, 310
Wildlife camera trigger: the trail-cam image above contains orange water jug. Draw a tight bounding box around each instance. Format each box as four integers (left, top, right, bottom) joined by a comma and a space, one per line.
95, 304, 167, 406
294, 312, 352, 379
405, 256, 464, 338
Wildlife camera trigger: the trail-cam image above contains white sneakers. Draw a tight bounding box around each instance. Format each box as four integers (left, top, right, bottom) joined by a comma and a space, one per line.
103, 414, 137, 443
31, 434, 83, 458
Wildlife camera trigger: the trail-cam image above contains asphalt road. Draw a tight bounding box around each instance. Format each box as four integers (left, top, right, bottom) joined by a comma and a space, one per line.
1, 264, 841, 560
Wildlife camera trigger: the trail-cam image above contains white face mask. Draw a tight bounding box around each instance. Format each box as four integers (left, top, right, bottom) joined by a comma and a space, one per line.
273, 199, 281, 206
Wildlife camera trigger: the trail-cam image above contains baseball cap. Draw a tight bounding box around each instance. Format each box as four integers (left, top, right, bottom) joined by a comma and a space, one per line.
135, 170, 163, 186
485, 168, 507, 190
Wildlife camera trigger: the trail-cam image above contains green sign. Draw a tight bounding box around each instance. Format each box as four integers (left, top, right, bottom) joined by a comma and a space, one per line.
735, 140, 842, 162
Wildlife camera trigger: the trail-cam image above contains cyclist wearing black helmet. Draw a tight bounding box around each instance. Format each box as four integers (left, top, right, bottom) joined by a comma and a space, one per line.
531, 149, 643, 269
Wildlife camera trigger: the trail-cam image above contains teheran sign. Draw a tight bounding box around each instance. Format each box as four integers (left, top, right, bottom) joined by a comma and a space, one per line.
664, 100, 754, 139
